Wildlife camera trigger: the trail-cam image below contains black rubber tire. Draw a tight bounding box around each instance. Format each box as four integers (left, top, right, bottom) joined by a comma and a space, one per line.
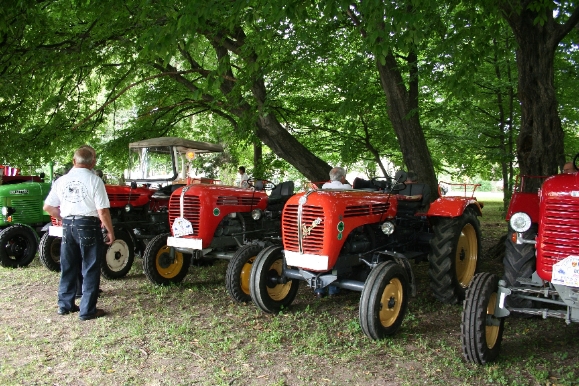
226, 244, 262, 303
359, 261, 409, 339
0, 225, 38, 268
143, 233, 190, 285
503, 226, 536, 308
461, 272, 505, 364
38, 233, 62, 272
101, 228, 135, 280
428, 207, 481, 304
250, 245, 299, 313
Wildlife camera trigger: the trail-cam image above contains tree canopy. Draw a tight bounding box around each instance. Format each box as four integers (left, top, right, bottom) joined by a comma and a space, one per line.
1, 0, 578, 198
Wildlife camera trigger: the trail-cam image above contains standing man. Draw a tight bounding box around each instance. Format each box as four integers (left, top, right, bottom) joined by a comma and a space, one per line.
237, 166, 249, 188
322, 167, 352, 189
43, 146, 115, 320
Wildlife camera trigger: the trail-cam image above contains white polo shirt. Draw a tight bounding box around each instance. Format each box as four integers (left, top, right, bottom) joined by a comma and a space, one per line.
45, 168, 110, 217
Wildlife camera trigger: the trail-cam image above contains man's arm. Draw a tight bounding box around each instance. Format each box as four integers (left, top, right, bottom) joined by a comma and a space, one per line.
97, 208, 115, 245
43, 204, 62, 222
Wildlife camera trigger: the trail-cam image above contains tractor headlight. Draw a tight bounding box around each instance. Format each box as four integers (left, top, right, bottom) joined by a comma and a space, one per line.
1, 206, 15, 217
125, 204, 132, 213
380, 221, 395, 235
251, 209, 262, 220
510, 212, 532, 233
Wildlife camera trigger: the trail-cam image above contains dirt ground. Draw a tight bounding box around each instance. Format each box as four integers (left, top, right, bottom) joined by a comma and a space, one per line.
1, 205, 578, 385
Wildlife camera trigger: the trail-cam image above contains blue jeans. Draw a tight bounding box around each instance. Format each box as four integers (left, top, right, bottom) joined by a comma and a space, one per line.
59, 216, 104, 318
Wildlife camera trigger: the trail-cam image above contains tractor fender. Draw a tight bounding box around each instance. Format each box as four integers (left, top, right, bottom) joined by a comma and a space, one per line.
427, 198, 482, 218
3, 223, 40, 243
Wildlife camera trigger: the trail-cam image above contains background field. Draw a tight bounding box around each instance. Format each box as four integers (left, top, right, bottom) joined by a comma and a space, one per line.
0, 199, 578, 385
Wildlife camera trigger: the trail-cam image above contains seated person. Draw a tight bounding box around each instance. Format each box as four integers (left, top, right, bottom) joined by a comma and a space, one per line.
322, 167, 352, 190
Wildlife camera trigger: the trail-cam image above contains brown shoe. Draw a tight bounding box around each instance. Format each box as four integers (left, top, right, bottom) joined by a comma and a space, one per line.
79, 308, 106, 321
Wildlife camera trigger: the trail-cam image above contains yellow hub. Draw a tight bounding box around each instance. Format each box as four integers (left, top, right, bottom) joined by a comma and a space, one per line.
455, 223, 477, 288
485, 292, 500, 349
267, 259, 292, 301
379, 277, 403, 327
156, 245, 184, 279
240, 256, 256, 295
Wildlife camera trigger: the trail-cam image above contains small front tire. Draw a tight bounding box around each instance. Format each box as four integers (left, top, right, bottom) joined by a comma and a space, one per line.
359, 261, 409, 339
101, 228, 135, 280
226, 244, 262, 303
0, 225, 38, 268
39, 233, 62, 272
143, 233, 190, 285
250, 245, 299, 313
461, 272, 505, 364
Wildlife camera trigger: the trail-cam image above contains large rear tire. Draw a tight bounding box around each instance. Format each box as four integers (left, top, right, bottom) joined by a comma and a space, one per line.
0, 225, 38, 268
428, 207, 481, 304
143, 233, 190, 285
461, 272, 505, 364
250, 245, 299, 313
38, 233, 61, 272
359, 261, 409, 339
226, 244, 262, 303
101, 228, 135, 280
503, 226, 536, 308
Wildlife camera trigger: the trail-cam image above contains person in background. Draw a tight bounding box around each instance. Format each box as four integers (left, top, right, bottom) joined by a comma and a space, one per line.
322, 167, 352, 189
43, 146, 115, 321
563, 162, 577, 174
237, 166, 249, 188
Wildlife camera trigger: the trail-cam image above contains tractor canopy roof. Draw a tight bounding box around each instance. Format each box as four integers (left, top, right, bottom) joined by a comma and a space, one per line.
129, 137, 223, 154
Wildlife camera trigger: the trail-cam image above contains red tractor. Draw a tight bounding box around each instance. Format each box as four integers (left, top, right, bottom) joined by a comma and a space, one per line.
249, 172, 483, 339
461, 165, 579, 364
142, 178, 295, 304
39, 137, 223, 279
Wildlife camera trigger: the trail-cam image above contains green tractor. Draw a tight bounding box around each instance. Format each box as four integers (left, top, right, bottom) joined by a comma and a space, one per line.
0, 165, 52, 268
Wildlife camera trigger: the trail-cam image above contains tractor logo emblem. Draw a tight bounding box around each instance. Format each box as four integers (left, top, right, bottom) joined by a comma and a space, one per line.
213, 208, 220, 216
301, 217, 322, 238
9, 189, 29, 195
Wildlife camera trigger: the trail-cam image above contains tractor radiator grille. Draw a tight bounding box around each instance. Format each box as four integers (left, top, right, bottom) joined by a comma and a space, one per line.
107, 193, 144, 203
282, 204, 325, 254
217, 196, 261, 206
539, 196, 579, 275
168, 194, 201, 231
344, 202, 391, 217
11, 198, 43, 223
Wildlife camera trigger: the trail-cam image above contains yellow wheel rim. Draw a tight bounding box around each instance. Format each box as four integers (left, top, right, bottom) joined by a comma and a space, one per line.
155, 245, 184, 279
485, 292, 500, 349
379, 277, 403, 328
266, 259, 292, 301
240, 256, 256, 295
455, 223, 477, 288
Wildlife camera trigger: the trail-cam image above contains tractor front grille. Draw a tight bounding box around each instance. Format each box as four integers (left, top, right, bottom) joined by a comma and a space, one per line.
539, 196, 579, 276
107, 193, 146, 203
168, 194, 201, 231
282, 204, 325, 254
10, 198, 43, 223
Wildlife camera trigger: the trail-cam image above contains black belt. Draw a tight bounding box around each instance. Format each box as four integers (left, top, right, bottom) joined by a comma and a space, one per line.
64, 216, 99, 221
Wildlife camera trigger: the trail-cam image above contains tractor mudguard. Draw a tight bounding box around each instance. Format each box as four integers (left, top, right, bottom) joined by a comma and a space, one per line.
427, 198, 482, 218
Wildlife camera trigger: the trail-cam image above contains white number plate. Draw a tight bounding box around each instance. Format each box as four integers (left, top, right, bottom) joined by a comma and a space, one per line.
551, 255, 579, 287
172, 217, 193, 237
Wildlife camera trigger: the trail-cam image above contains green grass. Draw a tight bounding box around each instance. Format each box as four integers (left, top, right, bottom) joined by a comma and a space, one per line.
0, 208, 578, 385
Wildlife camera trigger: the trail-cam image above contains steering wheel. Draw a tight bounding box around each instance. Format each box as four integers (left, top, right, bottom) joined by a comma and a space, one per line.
370, 176, 391, 191
247, 178, 277, 191
573, 153, 579, 171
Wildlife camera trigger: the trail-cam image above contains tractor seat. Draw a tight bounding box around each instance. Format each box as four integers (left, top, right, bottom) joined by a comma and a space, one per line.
268, 181, 295, 206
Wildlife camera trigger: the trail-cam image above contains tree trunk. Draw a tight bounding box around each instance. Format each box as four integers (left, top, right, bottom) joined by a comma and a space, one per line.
376, 50, 438, 198
501, 2, 579, 191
